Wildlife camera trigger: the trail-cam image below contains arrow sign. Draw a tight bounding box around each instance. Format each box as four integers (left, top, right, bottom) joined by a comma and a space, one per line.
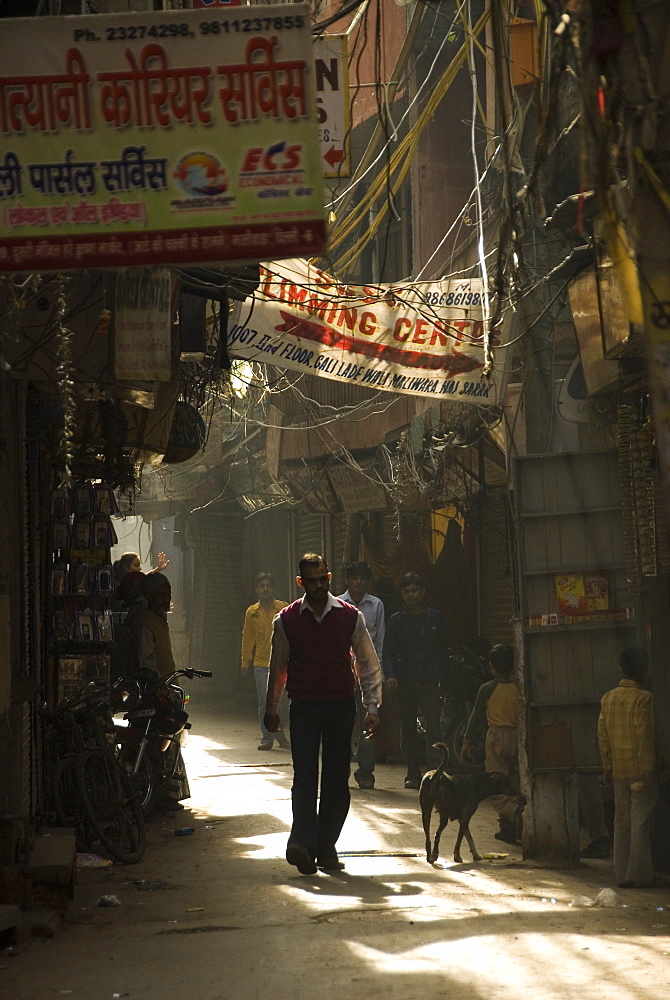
324, 146, 345, 169
315, 35, 350, 177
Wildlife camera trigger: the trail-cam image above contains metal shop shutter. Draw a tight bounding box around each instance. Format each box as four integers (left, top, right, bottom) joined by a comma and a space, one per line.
479, 486, 515, 645
295, 513, 324, 560
247, 508, 293, 602
188, 513, 244, 690
328, 513, 349, 592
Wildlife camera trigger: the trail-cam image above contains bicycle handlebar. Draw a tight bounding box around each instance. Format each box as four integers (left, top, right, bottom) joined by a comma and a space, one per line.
163, 668, 213, 684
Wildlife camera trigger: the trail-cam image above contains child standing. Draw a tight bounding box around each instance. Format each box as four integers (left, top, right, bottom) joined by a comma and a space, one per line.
461, 643, 524, 843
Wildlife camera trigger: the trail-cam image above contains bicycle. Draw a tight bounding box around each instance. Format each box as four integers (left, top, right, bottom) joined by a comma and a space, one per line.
43, 682, 145, 864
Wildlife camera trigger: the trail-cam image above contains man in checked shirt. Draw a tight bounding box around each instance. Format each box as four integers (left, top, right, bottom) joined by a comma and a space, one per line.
598, 647, 663, 889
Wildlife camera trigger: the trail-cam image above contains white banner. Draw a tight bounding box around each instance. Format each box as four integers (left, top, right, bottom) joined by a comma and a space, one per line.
114, 268, 173, 380
230, 259, 509, 403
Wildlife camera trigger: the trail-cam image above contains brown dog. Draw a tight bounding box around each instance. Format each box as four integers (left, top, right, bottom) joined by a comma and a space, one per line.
419, 742, 512, 864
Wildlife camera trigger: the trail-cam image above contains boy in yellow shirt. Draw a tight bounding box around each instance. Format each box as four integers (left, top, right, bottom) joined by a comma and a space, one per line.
241, 572, 289, 750
461, 643, 524, 843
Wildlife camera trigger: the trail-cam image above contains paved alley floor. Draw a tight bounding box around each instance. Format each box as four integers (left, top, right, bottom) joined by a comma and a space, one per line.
2, 700, 669, 1000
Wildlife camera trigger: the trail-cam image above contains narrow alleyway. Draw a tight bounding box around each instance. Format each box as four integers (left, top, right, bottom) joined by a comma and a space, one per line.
3, 700, 669, 1000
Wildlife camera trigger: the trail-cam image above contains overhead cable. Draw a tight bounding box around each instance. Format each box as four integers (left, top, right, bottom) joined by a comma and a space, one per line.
329, 6, 492, 272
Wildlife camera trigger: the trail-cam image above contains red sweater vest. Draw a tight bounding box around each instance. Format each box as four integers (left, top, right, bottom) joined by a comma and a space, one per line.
280, 598, 358, 701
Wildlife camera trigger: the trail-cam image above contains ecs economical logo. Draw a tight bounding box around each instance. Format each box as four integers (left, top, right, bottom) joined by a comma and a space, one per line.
239, 143, 313, 199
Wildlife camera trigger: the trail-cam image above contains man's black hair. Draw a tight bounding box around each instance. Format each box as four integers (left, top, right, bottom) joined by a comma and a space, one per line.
255, 571, 274, 586
299, 552, 328, 576
345, 561, 372, 580
399, 571, 424, 590
489, 643, 514, 676
620, 647, 649, 681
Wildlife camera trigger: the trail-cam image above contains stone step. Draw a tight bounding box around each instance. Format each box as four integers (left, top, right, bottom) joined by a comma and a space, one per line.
22, 909, 61, 938
28, 828, 76, 885
0, 904, 26, 943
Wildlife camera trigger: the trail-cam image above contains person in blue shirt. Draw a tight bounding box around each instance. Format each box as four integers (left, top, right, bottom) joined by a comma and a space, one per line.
338, 561, 385, 789
382, 572, 451, 789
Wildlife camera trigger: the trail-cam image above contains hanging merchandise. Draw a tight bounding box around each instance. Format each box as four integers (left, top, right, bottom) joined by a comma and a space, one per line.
49, 480, 119, 703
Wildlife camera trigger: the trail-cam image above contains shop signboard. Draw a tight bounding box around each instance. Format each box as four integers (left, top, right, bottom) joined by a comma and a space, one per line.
0, 6, 326, 271
194, 0, 242, 7
313, 35, 350, 177
327, 465, 387, 512
229, 259, 510, 403
114, 267, 173, 380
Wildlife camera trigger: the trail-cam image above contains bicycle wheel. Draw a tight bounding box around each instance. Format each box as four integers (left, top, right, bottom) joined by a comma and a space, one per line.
76, 748, 145, 864
116, 733, 161, 817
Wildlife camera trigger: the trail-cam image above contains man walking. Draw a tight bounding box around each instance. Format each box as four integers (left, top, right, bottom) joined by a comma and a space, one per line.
598, 647, 660, 889
337, 561, 385, 790
241, 572, 289, 751
383, 572, 451, 789
265, 553, 382, 875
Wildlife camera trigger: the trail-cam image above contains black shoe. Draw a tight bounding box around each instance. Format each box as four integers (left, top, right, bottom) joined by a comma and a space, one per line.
286, 844, 317, 875
404, 777, 421, 790
161, 799, 185, 811
494, 829, 518, 844
317, 853, 345, 871
354, 771, 375, 789
257, 741, 273, 750
621, 876, 670, 889
580, 837, 611, 859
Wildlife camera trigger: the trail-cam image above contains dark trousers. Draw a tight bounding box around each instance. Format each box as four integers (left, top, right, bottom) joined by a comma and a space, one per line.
288, 696, 356, 861
397, 678, 442, 780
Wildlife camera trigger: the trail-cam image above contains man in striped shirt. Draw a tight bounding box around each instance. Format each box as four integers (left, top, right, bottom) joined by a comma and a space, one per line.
598, 648, 659, 888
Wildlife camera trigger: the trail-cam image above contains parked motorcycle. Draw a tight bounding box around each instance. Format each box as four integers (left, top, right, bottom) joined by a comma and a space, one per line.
112, 667, 212, 815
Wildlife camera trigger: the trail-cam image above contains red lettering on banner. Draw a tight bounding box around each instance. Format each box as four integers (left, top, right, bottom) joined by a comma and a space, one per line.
429, 322, 449, 347
360, 312, 377, 336
217, 36, 307, 124
451, 320, 469, 344
337, 307, 357, 332
393, 317, 411, 342
274, 310, 484, 377
242, 148, 263, 172
308, 296, 331, 321
287, 284, 308, 306
262, 272, 279, 298
0, 48, 91, 134
412, 319, 429, 345
98, 44, 212, 130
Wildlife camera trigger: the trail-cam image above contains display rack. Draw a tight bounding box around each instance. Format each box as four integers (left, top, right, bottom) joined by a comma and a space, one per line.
48, 481, 118, 703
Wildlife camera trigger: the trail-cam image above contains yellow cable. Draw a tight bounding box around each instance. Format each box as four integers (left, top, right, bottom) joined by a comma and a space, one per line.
634, 146, 670, 217
329, 6, 491, 254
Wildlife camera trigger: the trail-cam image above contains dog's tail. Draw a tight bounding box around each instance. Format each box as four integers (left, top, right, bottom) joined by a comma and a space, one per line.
428, 741, 450, 795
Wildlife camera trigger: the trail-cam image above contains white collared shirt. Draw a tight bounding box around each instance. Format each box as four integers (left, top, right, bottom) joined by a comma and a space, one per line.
266, 593, 382, 714
337, 589, 385, 658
